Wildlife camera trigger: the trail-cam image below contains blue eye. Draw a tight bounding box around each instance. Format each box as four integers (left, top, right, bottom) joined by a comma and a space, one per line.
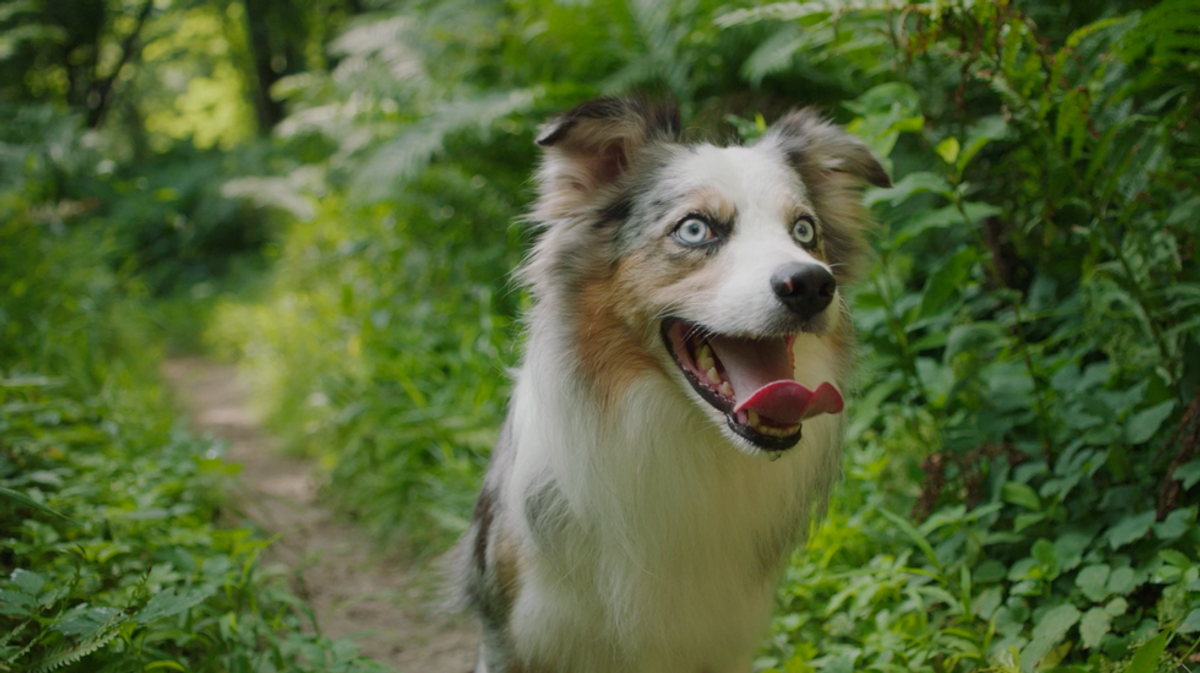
791, 216, 816, 246
675, 218, 713, 245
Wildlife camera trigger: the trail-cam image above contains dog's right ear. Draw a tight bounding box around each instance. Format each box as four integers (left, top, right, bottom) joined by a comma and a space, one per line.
533, 97, 680, 221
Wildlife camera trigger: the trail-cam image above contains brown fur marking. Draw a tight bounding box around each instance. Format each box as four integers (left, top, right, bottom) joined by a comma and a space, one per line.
473, 488, 495, 572
492, 527, 522, 608
574, 268, 663, 409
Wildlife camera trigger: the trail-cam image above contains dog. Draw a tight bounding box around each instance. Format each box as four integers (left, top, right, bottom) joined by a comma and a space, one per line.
452, 96, 889, 673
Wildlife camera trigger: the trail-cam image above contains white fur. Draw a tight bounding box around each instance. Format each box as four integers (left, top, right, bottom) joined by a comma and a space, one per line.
496, 316, 843, 672
662, 145, 840, 337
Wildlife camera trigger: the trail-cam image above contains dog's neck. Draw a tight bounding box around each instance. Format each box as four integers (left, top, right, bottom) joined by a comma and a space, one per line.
509, 303, 843, 524
495, 300, 847, 667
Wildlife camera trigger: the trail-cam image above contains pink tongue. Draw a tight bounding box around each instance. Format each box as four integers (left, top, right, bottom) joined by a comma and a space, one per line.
707, 335, 844, 424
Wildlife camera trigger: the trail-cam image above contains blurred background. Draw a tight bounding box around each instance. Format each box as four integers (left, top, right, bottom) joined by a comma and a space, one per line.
2, 0, 1199, 671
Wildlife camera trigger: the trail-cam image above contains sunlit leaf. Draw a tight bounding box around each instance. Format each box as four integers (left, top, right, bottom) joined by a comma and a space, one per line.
935, 137, 960, 165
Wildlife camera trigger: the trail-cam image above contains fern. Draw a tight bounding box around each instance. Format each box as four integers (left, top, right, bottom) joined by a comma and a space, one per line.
740, 25, 808, 85
24, 604, 126, 673
714, 0, 900, 28
26, 626, 121, 673
1120, 0, 1200, 67
351, 88, 539, 202
0, 620, 35, 666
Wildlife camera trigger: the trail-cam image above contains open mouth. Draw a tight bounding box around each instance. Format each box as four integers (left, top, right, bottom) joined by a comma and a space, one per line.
661, 320, 844, 452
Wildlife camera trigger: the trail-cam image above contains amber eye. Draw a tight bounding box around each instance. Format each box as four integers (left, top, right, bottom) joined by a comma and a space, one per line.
674, 217, 714, 246
791, 216, 817, 246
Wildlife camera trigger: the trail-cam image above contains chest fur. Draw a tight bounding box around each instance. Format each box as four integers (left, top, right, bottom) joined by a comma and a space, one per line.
498, 374, 842, 671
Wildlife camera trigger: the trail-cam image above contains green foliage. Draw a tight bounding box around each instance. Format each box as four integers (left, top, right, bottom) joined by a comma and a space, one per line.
0, 116, 385, 672
737, 1, 1200, 671
0, 374, 385, 672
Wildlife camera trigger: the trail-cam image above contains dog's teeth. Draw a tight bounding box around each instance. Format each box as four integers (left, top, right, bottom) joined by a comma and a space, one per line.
747, 410, 759, 427
706, 367, 721, 385
697, 348, 714, 371
720, 381, 733, 397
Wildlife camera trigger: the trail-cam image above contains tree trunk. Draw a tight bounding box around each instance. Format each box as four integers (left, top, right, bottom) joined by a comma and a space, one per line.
241, 0, 289, 133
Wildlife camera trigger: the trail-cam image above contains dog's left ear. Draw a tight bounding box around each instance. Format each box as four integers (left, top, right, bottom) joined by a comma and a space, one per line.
762, 109, 891, 189
533, 96, 680, 221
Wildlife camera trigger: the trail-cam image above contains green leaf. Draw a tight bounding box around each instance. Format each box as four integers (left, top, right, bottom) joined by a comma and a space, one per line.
1158, 549, 1191, 568
1107, 567, 1140, 595
865, 171, 951, 207
1124, 632, 1169, 673
1179, 609, 1200, 634
889, 202, 1002, 247
1008, 557, 1042, 581
1080, 607, 1111, 649
1032, 538, 1060, 579
1003, 482, 1042, 511
55, 606, 122, 638
1125, 400, 1176, 444
920, 247, 975, 318
145, 662, 189, 671
1053, 531, 1092, 572
0, 590, 33, 616
1106, 597, 1129, 616
0, 487, 77, 523
1076, 565, 1111, 603
1171, 460, 1200, 489
936, 137, 960, 164
1019, 604, 1080, 672
1066, 16, 1131, 48
134, 587, 215, 625
1155, 507, 1196, 540
944, 322, 1006, 361
957, 116, 1007, 169
1014, 512, 1047, 532
878, 508, 942, 573
1107, 511, 1156, 549
972, 587, 1003, 620
9, 569, 45, 596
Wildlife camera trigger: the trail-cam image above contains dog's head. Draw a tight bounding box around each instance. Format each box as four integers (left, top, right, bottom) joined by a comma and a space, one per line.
523, 97, 888, 454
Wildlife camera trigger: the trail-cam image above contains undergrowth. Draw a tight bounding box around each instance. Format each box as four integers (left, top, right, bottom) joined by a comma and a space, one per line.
746, 2, 1200, 671
0, 150, 385, 671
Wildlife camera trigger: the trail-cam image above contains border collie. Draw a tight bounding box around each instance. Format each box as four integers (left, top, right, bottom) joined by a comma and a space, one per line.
453, 97, 889, 673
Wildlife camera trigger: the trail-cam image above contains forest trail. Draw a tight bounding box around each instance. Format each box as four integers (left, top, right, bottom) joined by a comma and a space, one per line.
162, 358, 479, 673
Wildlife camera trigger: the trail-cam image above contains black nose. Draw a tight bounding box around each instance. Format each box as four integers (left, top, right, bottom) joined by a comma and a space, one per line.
771, 263, 836, 319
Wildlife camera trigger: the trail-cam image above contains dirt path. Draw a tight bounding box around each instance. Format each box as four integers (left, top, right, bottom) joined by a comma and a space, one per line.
162, 358, 478, 673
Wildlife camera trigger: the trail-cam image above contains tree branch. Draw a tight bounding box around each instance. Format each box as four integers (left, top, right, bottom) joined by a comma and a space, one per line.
85, 0, 154, 129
